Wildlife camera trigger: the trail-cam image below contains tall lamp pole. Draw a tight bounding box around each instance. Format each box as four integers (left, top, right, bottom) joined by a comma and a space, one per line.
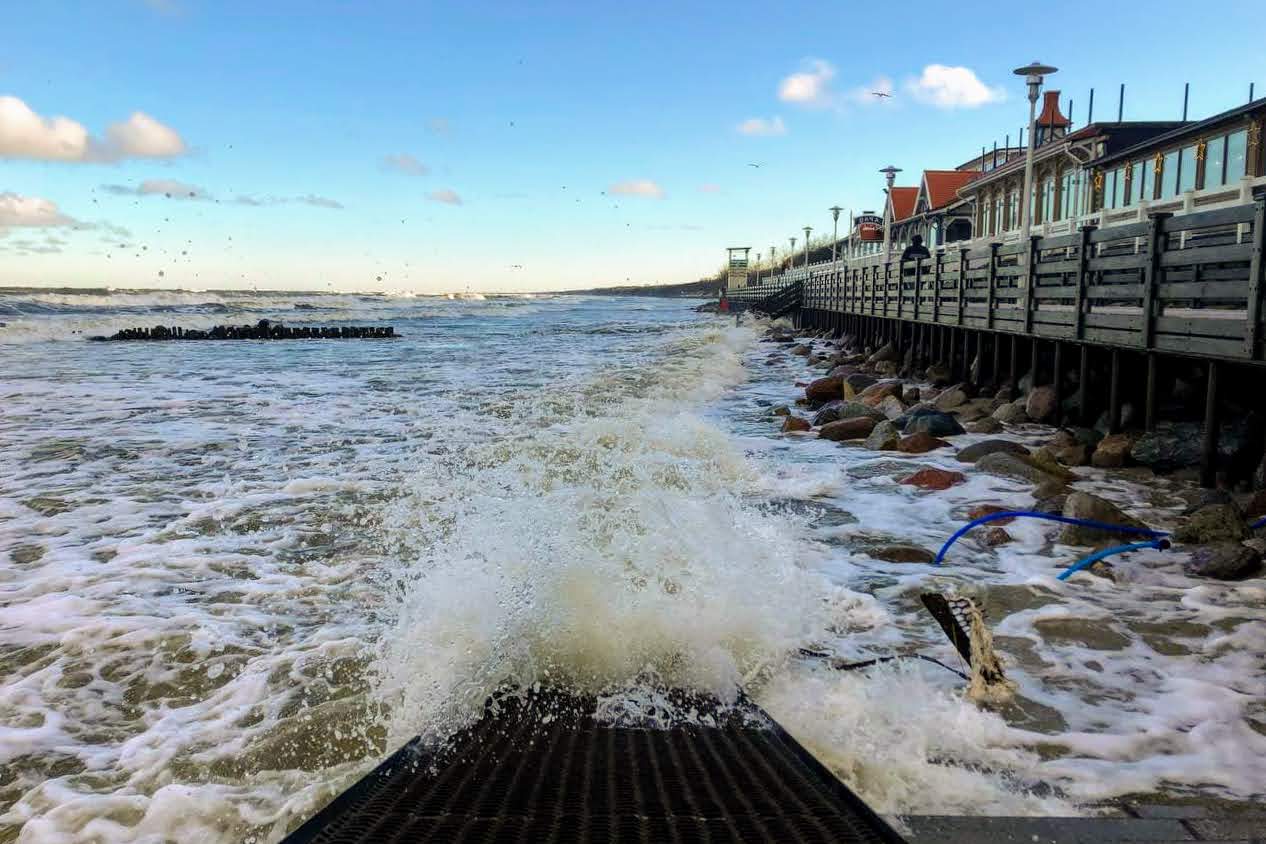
802, 226, 813, 268
829, 206, 843, 265
789, 236, 797, 270
1013, 61, 1058, 246
879, 165, 902, 257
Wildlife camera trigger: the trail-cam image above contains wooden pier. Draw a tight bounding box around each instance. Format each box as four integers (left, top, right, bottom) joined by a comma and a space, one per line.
730, 191, 1266, 487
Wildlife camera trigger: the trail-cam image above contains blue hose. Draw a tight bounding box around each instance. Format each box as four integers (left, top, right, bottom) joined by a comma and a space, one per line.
1056, 538, 1171, 581
934, 510, 1169, 565
1251, 516, 1266, 531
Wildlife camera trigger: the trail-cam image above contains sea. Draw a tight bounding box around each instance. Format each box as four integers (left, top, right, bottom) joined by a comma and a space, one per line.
1, 288, 1263, 842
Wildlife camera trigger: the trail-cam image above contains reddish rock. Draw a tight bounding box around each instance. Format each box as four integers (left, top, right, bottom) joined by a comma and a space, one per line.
1025, 385, 1059, 422
818, 417, 878, 441
900, 468, 966, 491
897, 432, 951, 454
1091, 433, 1136, 468
966, 504, 1016, 525
805, 376, 844, 403
781, 415, 811, 433
859, 380, 903, 402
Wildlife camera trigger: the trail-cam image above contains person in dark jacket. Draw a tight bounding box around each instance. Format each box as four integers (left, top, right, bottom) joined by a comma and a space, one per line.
900, 234, 931, 262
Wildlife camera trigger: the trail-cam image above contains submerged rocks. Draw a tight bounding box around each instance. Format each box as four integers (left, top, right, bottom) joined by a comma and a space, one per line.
1172, 504, 1247, 545
812, 400, 886, 426
790, 344, 812, 357
781, 415, 812, 433
1059, 492, 1152, 546
975, 451, 1064, 488
900, 467, 966, 490
899, 407, 965, 437
956, 439, 1030, 464
771, 405, 791, 417
864, 420, 900, 451
1183, 543, 1263, 580
982, 527, 1014, 547
870, 544, 936, 564
818, 417, 879, 441
897, 432, 951, 454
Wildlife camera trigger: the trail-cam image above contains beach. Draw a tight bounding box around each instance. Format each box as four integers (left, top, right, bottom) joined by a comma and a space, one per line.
0, 290, 1263, 842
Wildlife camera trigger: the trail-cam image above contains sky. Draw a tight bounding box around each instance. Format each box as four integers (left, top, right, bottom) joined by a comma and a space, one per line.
1, 0, 1263, 293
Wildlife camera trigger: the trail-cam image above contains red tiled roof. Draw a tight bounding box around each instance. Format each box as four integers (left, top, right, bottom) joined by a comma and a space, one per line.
887, 186, 918, 222
922, 170, 980, 210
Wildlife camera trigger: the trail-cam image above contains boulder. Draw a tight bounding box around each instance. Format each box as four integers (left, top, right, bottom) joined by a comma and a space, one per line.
1047, 429, 1078, 450
1244, 490, 1266, 521
1025, 385, 1059, 423
982, 527, 1014, 547
897, 432, 952, 454
844, 372, 879, 394
826, 365, 853, 380
1172, 504, 1247, 545
870, 544, 936, 564
953, 401, 991, 423
790, 344, 812, 357
975, 451, 1065, 487
818, 417, 879, 441
900, 407, 966, 437
864, 420, 900, 451
781, 416, 811, 433
867, 341, 899, 365
875, 360, 899, 376
1027, 448, 1077, 482
805, 376, 845, 404
900, 468, 966, 491
905, 387, 922, 403
965, 417, 1004, 435
1034, 492, 1069, 514
966, 504, 1016, 525
1183, 543, 1263, 580
1130, 422, 1202, 472
1091, 433, 1136, 468
877, 395, 907, 421
812, 400, 886, 426
771, 405, 791, 417
1052, 443, 1090, 467
925, 363, 952, 387
992, 400, 1030, 424
1059, 492, 1152, 546
956, 439, 1030, 464
933, 384, 969, 411
859, 380, 903, 402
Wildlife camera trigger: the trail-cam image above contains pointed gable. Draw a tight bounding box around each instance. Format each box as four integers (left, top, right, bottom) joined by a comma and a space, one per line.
921, 170, 981, 210
886, 186, 918, 222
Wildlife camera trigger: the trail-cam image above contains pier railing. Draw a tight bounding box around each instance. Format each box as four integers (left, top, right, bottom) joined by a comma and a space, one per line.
731, 190, 1266, 363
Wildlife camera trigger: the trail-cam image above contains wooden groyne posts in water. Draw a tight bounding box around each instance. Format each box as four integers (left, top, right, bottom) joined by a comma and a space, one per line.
90, 319, 397, 342
730, 191, 1266, 488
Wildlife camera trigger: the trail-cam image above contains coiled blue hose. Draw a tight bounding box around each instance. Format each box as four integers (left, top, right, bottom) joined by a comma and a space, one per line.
934, 510, 1169, 565
1250, 516, 1266, 531
1056, 538, 1171, 581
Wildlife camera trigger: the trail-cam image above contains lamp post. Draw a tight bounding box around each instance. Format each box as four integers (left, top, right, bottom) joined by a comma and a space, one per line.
879, 165, 902, 257
1013, 62, 1058, 244
829, 206, 843, 265
802, 226, 812, 267
789, 236, 796, 271
755, 252, 761, 284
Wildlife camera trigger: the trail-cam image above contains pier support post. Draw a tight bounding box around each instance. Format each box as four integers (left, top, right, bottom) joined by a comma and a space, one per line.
1078, 344, 1091, 425
1145, 353, 1158, 432
1008, 335, 1019, 394
991, 333, 1001, 389
1108, 349, 1122, 434
1201, 361, 1220, 488
1053, 341, 1064, 424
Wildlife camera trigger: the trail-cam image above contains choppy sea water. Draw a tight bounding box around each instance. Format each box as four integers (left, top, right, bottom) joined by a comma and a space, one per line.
0, 289, 1263, 842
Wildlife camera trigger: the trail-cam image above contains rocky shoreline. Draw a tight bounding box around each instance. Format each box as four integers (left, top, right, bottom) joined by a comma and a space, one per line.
759, 318, 1266, 582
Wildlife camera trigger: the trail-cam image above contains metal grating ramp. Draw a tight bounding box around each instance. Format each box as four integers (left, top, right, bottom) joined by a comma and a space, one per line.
283, 688, 906, 843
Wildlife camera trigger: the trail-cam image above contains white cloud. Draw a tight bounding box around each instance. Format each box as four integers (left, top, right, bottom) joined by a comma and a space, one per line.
736, 116, 786, 136
100, 180, 342, 209
0, 192, 79, 229
427, 188, 462, 205
0, 95, 187, 162
608, 180, 665, 199
905, 65, 1004, 108
294, 194, 343, 209
778, 59, 836, 107
383, 153, 429, 175
698, 183, 721, 193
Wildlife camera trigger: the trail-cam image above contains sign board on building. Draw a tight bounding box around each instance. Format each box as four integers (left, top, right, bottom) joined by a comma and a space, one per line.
854, 213, 883, 242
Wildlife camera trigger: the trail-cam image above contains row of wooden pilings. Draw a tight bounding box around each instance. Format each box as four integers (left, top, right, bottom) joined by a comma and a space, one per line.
795, 308, 1238, 488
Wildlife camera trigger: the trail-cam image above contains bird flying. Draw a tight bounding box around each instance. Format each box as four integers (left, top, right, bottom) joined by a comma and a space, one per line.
871, 91, 892, 99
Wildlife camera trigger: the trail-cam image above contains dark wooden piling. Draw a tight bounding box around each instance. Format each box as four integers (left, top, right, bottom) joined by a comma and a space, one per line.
1108, 349, 1122, 434
1201, 361, 1220, 488
1145, 353, 1159, 432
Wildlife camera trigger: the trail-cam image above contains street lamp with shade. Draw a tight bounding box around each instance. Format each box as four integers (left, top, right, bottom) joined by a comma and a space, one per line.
802, 226, 813, 268
1013, 61, 1058, 244
789, 236, 796, 266
879, 165, 902, 257
829, 206, 843, 265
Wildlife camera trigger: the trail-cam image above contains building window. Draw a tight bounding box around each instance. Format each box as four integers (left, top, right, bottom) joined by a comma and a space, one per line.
1122, 164, 1133, 207
1227, 129, 1248, 182
1134, 157, 1153, 202
1160, 150, 1180, 198
1040, 174, 1056, 222
1006, 188, 1018, 230
1105, 166, 1125, 209
1203, 135, 1227, 189
992, 194, 1002, 235
1178, 145, 1198, 193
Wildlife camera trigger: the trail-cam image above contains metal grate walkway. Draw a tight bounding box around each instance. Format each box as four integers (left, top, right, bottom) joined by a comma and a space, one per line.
282, 688, 906, 843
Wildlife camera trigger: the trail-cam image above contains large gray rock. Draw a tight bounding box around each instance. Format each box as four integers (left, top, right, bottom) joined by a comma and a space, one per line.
965, 417, 1004, 435
992, 400, 1030, 424
1130, 422, 1203, 472
863, 420, 900, 451
1183, 543, 1262, 580
975, 451, 1064, 487
870, 544, 936, 564
1172, 503, 1247, 545
867, 341, 899, 365
812, 400, 886, 426
877, 395, 907, 420
933, 384, 969, 411
924, 363, 952, 387
1060, 492, 1152, 546
843, 372, 878, 394
818, 416, 879, 441
957, 439, 1031, 464
899, 407, 965, 437
1025, 385, 1058, 423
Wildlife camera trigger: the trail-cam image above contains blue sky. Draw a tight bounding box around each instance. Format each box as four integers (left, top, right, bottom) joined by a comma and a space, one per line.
1, 0, 1262, 292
